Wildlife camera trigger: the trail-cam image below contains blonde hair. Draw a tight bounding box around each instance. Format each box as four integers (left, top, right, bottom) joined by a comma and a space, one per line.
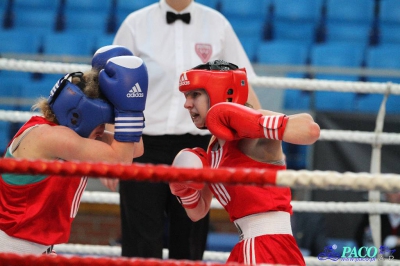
32, 70, 101, 123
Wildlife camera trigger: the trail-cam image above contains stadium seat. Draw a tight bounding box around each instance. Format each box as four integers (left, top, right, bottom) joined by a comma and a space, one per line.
257, 40, 309, 66
324, 0, 375, 45
364, 44, 400, 83
220, 0, 271, 19
229, 17, 265, 39
310, 42, 365, 112
64, 0, 111, 15
206, 233, 237, 252
282, 142, 308, 169
12, 9, 58, 34
325, 0, 375, 25
359, 44, 400, 113
13, 0, 60, 10
324, 22, 371, 46
283, 74, 312, 111
273, 21, 316, 44
272, 0, 324, 43
379, 0, 400, 27
378, 24, 400, 44
0, 78, 23, 110
19, 79, 55, 111
257, 40, 311, 110
228, 17, 265, 54
195, 0, 220, 10
273, 0, 324, 23
0, 120, 11, 154
42, 32, 95, 57
238, 36, 261, 63
0, 29, 41, 55
116, 0, 158, 27
94, 34, 116, 52
64, 11, 109, 35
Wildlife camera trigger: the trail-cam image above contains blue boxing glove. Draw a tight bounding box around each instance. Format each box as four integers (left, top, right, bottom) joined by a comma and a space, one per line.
92, 45, 133, 70
99, 56, 148, 142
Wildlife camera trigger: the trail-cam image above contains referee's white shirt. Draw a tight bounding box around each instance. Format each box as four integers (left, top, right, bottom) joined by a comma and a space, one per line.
113, 0, 256, 136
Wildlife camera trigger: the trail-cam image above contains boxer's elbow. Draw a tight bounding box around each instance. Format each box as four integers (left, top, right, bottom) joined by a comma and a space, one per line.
307, 121, 320, 144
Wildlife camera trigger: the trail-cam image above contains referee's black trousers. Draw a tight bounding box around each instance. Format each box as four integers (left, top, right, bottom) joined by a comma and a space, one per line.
119, 134, 211, 260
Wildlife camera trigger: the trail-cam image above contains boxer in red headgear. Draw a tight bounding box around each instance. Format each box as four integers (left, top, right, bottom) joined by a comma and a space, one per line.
170, 60, 320, 266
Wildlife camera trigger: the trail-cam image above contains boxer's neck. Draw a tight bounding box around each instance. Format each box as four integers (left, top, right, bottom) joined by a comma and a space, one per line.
165, 0, 192, 12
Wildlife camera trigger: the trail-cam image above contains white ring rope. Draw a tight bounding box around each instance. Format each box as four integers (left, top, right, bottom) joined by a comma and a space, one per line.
1, 58, 400, 94
2, 110, 400, 145
81, 191, 400, 214
53, 244, 400, 266
3, 57, 400, 265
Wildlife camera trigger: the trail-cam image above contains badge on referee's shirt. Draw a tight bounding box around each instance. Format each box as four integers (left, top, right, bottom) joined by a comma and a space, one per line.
195, 43, 212, 63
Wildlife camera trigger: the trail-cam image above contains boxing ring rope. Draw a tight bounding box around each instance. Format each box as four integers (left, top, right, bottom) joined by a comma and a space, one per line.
1, 58, 400, 265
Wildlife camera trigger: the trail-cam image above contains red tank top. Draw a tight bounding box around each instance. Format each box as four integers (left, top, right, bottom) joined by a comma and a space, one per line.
0, 116, 88, 245
208, 138, 292, 221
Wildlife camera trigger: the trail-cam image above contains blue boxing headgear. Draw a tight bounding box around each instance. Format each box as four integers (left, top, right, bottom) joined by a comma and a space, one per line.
48, 72, 114, 138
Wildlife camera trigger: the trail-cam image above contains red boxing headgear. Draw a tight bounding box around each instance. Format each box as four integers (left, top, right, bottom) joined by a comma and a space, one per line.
179, 60, 248, 107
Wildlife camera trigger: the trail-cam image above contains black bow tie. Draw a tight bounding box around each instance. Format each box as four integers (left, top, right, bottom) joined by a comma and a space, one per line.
166, 11, 191, 24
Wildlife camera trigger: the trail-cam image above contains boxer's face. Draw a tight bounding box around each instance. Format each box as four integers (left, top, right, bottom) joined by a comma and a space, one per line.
89, 124, 106, 139
183, 89, 209, 128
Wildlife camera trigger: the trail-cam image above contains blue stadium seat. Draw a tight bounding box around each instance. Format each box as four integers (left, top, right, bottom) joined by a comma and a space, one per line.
64, 11, 109, 35
257, 40, 309, 66
64, 0, 111, 15
310, 42, 365, 112
0, 78, 23, 110
365, 44, 400, 83
0, 121, 11, 154
19, 79, 55, 111
325, 22, 371, 46
359, 45, 400, 114
206, 233, 237, 252
379, 0, 400, 27
273, 21, 316, 44
379, 24, 400, 44
195, 0, 220, 10
42, 32, 95, 57
273, 0, 324, 23
272, 0, 324, 43
229, 17, 265, 40
220, 0, 271, 19
12, 9, 58, 34
116, 0, 158, 27
94, 34, 116, 52
0, 29, 41, 55
324, 0, 375, 45
63, 0, 113, 33
257, 41, 311, 110
228, 17, 265, 53
325, 0, 375, 25
282, 142, 308, 169
283, 74, 312, 111
238, 36, 261, 63
13, 0, 60, 10
386, 95, 400, 114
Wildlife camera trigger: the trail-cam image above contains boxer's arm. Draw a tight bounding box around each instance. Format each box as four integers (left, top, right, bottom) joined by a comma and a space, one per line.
170, 148, 212, 221
206, 102, 320, 145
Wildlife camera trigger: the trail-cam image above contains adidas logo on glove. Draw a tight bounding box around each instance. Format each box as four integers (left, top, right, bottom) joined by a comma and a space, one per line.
127, 83, 144, 97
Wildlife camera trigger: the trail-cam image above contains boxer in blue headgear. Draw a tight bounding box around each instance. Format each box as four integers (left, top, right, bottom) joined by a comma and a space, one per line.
48, 71, 114, 138
0, 45, 149, 255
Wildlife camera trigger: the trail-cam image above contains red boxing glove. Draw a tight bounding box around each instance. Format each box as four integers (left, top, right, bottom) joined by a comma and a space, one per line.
170, 183, 204, 209
170, 148, 208, 209
206, 102, 289, 141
